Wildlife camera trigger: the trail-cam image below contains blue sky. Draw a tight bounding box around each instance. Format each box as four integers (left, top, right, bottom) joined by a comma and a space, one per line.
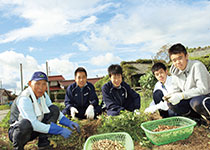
0, 0, 210, 94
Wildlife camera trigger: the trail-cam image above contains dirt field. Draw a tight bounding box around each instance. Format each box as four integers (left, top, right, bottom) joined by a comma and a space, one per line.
1, 125, 210, 150
1, 112, 210, 150
134, 126, 210, 150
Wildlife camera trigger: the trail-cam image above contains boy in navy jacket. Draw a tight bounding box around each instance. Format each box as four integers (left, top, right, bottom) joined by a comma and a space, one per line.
62, 67, 101, 119
102, 64, 140, 116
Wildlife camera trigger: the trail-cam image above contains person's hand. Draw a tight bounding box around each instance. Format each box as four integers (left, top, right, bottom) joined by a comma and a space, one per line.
60, 128, 72, 139
70, 107, 78, 119
85, 105, 94, 119
69, 121, 80, 134
59, 116, 81, 134
168, 93, 184, 105
48, 122, 72, 139
144, 105, 158, 113
134, 109, 141, 115
156, 101, 169, 111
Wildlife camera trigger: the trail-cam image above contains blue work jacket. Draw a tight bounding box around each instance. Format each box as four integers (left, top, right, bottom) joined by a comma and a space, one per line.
62, 82, 100, 117
102, 81, 140, 116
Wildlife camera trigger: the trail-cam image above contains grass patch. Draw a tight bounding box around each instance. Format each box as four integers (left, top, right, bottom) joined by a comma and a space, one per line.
0, 105, 10, 110
0, 111, 10, 128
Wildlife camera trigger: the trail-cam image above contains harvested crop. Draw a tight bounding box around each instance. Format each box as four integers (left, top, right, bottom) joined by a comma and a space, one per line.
91, 139, 125, 150
153, 125, 179, 132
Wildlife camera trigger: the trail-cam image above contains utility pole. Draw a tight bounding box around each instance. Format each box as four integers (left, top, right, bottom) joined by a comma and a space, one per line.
46, 61, 50, 95
0, 80, 2, 89
20, 63, 24, 91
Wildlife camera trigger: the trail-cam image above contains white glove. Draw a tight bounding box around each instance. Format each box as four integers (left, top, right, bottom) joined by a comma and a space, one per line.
144, 105, 158, 113
85, 105, 94, 119
156, 101, 169, 111
168, 93, 184, 105
144, 101, 169, 113
70, 107, 78, 119
134, 109, 141, 115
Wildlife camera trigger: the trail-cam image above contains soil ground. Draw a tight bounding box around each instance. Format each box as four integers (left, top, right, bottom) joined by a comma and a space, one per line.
1, 113, 210, 150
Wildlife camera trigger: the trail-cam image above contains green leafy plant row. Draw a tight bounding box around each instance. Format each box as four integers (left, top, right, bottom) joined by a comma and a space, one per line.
97, 110, 152, 147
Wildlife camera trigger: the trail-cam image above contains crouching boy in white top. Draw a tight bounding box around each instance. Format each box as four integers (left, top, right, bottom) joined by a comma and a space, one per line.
145, 62, 176, 118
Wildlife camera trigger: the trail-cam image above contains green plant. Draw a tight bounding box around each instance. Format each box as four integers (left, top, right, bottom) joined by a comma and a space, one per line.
190, 54, 210, 72
136, 59, 153, 64
139, 71, 157, 91
94, 75, 110, 91
51, 119, 100, 150
53, 102, 65, 110
97, 110, 151, 146
0, 111, 10, 128
138, 91, 153, 112
121, 64, 138, 87
0, 105, 10, 110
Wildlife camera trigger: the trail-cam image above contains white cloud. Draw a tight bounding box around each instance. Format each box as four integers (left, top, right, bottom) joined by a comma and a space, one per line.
28, 46, 35, 52
84, 32, 115, 51
46, 54, 78, 80
73, 42, 89, 51
90, 52, 121, 66
83, 0, 210, 53
0, 0, 114, 43
0, 50, 42, 94
1, 0, 210, 93
88, 68, 107, 78
0, 50, 78, 93
60, 53, 74, 60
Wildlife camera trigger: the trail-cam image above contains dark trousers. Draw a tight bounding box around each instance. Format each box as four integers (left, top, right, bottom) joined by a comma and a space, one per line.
168, 95, 210, 120
8, 105, 60, 150
153, 90, 176, 118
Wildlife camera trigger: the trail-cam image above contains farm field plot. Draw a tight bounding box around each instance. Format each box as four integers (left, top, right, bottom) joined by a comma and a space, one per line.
0, 111, 210, 150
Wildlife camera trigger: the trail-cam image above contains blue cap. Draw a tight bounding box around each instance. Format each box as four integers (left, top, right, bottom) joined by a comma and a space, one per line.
30, 71, 48, 82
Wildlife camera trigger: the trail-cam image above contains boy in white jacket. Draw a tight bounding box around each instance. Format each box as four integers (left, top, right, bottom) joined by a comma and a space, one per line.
166, 43, 210, 126
145, 62, 176, 118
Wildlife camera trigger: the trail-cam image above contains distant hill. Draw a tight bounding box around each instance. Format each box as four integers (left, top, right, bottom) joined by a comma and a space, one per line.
188, 46, 210, 57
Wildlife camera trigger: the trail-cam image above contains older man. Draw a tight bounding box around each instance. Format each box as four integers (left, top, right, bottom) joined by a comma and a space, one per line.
8, 71, 80, 150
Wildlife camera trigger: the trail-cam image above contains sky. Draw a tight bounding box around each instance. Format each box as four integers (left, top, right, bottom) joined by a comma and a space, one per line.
0, 0, 210, 94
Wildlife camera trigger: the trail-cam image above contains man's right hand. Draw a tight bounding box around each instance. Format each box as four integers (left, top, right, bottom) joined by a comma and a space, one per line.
60, 128, 72, 139
48, 122, 72, 139
70, 107, 78, 119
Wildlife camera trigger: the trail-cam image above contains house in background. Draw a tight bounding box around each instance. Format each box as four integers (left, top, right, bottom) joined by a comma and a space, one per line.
59, 77, 103, 90
48, 75, 65, 91
129, 62, 152, 86
48, 75, 65, 102
121, 60, 152, 88
0, 88, 12, 105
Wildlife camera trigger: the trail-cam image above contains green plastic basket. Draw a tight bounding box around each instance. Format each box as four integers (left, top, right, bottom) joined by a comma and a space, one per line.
83, 132, 134, 150
141, 116, 196, 145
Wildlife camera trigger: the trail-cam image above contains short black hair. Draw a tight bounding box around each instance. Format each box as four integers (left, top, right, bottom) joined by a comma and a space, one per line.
151, 62, 167, 74
108, 64, 122, 77
74, 67, 87, 77
168, 43, 187, 58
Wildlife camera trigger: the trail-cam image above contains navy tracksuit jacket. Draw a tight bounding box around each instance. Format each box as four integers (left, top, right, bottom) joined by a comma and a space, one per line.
62, 82, 101, 119
102, 81, 141, 116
